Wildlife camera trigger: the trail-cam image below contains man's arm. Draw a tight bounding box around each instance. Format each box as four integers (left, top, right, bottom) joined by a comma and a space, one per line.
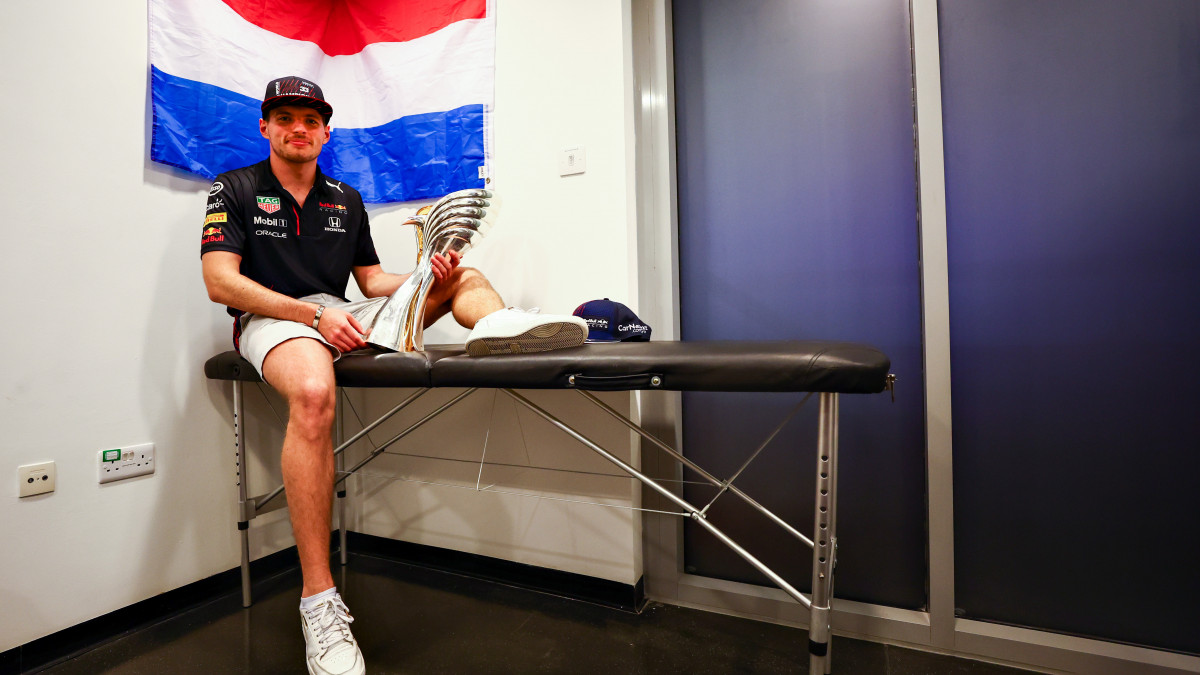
352, 251, 461, 298
352, 264, 410, 299
202, 251, 368, 352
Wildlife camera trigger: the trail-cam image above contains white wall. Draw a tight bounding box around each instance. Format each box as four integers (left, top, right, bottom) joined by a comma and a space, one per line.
350, 0, 643, 584
0, 0, 642, 652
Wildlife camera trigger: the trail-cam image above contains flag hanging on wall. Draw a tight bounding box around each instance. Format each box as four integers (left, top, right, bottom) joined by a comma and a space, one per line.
148, 0, 493, 203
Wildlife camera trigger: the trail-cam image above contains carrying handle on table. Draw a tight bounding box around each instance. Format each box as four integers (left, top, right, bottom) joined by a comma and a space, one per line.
567, 373, 665, 391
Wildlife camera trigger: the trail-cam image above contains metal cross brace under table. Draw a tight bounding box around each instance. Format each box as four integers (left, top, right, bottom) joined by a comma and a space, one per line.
231, 383, 858, 674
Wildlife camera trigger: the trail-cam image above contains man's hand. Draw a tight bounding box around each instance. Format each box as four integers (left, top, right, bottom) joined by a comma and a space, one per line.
431, 250, 462, 283
316, 306, 370, 352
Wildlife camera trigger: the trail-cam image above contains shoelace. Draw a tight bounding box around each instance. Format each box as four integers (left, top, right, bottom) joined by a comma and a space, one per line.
305, 597, 356, 658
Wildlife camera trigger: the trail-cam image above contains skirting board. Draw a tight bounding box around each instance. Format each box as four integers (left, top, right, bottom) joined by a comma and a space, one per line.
653, 573, 1199, 675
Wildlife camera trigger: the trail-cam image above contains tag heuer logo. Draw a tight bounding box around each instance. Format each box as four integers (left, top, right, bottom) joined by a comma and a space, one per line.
257, 196, 281, 214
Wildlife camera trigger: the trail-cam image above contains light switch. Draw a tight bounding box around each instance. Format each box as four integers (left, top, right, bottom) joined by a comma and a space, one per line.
559, 147, 586, 176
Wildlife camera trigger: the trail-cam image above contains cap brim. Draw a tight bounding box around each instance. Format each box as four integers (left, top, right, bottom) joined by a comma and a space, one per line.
261, 95, 333, 119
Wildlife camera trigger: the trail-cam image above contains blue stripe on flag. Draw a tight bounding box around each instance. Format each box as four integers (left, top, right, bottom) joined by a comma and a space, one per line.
150, 67, 485, 203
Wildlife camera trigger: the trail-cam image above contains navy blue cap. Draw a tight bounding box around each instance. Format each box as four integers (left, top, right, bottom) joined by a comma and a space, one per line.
572, 299, 651, 342
262, 76, 333, 121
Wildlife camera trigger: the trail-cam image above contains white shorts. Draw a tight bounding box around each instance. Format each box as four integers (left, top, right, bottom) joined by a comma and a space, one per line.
238, 293, 388, 381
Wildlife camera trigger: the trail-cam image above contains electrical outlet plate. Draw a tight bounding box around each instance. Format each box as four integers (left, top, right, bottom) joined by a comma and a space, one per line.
18, 461, 56, 497
98, 443, 155, 484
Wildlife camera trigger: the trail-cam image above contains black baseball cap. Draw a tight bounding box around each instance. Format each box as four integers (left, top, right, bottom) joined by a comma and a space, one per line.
573, 299, 652, 342
261, 76, 333, 122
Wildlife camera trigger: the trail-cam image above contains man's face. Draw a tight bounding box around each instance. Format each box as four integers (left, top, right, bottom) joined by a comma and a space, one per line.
260, 105, 330, 165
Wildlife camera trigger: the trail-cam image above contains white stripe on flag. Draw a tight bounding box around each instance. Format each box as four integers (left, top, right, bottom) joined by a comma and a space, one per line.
148, 0, 495, 129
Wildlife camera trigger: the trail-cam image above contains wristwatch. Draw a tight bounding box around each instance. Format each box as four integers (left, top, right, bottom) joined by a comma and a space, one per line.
312, 304, 325, 329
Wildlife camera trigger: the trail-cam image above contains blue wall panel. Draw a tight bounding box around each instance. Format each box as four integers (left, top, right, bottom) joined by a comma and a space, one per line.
941, 0, 1200, 653
673, 1, 927, 608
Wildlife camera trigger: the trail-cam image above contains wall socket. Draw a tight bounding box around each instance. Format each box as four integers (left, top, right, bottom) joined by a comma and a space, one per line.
98, 443, 155, 484
18, 461, 56, 498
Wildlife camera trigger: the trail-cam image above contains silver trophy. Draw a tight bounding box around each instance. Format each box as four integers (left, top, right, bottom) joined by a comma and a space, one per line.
367, 189, 498, 352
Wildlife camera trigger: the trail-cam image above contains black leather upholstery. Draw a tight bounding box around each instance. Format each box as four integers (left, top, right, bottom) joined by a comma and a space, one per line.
205, 341, 890, 394
427, 341, 890, 393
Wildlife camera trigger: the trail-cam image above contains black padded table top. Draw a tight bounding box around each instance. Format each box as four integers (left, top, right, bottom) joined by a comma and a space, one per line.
204, 341, 890, 393
204, 349, 433, 387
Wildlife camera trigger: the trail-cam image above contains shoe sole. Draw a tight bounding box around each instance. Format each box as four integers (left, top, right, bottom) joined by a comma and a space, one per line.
465, 322, 587, 356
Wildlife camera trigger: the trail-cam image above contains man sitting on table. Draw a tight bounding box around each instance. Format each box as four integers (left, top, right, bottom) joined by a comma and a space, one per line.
200, 76, 586, 675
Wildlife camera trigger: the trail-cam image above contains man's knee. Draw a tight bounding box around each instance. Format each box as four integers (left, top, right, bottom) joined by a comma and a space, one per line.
449, 265, 486, 289
429, 266, 485, 305
262, 338, 337, 429
287, 377, 336, 425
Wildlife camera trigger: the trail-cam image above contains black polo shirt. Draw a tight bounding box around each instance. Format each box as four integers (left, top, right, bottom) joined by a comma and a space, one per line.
200, 160, 380, 315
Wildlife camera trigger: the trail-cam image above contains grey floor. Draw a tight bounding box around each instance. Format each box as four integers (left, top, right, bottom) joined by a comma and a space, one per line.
35, 554, 1035, 674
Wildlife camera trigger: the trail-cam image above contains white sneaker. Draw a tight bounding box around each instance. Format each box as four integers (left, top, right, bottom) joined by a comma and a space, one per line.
465, 307, 588, 356
300, 594, 366, 675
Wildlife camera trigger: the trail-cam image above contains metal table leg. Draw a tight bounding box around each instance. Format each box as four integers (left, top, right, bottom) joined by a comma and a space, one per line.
336, 389, 348, 566
809, 393, 839, 673
234, 381, 252, 608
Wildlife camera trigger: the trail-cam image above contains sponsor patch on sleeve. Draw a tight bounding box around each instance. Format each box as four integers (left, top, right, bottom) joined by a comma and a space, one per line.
201, 225, 224, 245
204, 212, 227, 225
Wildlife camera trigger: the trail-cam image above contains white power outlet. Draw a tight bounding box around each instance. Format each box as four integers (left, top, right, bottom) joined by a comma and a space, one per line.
98, 443, 155, 484
18, 461, 56, 497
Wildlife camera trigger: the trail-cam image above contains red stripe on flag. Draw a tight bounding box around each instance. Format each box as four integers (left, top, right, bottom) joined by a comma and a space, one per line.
221, 0, 487, 56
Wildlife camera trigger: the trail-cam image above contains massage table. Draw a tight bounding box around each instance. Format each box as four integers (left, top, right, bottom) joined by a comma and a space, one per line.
205, 340, 893, 673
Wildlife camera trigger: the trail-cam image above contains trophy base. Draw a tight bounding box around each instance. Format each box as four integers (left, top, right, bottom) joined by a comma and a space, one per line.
364, 340, 400, 354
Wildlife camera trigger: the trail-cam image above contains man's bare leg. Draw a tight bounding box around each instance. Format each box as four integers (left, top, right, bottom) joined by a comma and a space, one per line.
421, 265, 589, 356
423, 266, 504, 328
262, 337, 338, 596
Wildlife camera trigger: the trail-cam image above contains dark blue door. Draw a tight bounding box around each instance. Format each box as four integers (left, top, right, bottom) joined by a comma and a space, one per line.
941, 0, 1200, 653
673, 0, 927, 608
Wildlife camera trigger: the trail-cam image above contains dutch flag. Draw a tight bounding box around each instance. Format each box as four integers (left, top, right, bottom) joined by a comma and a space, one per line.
148, 0, 493, 203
